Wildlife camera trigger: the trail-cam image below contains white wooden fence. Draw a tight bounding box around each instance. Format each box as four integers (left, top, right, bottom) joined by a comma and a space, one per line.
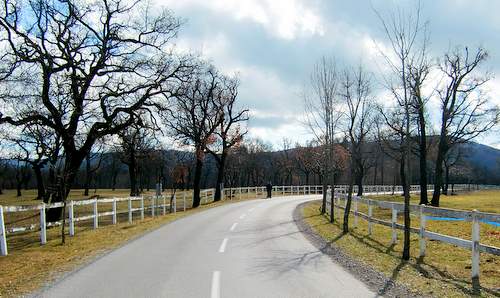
0, 194, 181, 256
0, 183, 492, 256
325, 188, 500, 282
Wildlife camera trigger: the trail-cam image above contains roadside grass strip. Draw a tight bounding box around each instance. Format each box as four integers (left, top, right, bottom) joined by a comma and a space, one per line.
302, 201, 500, 298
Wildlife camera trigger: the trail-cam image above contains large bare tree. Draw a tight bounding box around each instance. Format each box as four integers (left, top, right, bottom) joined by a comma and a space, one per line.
0, 0, 192, 227
163, 65, 224, 208
431, 47, 499, 206
206, 75, 249, 201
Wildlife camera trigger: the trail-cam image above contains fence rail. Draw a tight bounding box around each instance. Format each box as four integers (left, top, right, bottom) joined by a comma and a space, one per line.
325, 189, 500, 282
1, 185, 321, 255
0, 183, 495, 257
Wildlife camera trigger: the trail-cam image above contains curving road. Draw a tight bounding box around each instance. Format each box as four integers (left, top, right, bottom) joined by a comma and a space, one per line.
38, 195, 374, 298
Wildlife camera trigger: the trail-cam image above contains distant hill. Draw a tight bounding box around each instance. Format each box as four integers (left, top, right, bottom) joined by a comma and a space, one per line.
461, 142, 500, 172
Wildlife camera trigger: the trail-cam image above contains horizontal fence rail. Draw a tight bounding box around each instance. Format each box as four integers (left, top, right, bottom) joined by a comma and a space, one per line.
0, 183, 495, 256
324, 188, 500, 283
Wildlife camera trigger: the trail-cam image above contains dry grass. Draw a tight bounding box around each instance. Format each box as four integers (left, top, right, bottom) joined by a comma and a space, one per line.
0, 196, 256, 298
302, 192, 500, 297
0, 189, 161, 206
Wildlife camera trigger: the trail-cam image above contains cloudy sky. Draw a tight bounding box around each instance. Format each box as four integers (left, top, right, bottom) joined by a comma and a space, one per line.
157, 0, 500, 149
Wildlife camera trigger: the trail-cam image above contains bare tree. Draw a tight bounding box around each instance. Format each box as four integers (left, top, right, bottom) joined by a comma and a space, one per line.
375, 2, 427, 260
163, 65, 224, 207
118, 125, 157, 196
443, 145, 466, 195
0, 0, 192, 237
303, 57, 343, 214
431, 47, 499, 206
6, 124, 60, 199
206, 75, 249, 201
293, 141, 318, 185
406, 28, 432, 205
340, 65, 374, 233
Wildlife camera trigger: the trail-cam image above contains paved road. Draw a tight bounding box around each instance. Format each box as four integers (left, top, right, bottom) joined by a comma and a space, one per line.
39, 195, 374, 298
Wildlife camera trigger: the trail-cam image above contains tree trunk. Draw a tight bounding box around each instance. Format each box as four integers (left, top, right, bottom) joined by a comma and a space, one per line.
355, 169, 363, 196
44, 154, 82, 223
84, 155, 91, 196
192, 157, 203, 208
343, 176, 354, 233
214, 154, 226, 202
128, 148, 139, 196
400, 151, 411, 260
443, 164, 450, 195
321, 180, 327, 214
380, 154, 385, 185
400, 159, 408, 197
33, 165, 45, 200
418, 109, 428, 204
16, 180, 22, 197
431, 140, 448, 207
111, 171, 118, 191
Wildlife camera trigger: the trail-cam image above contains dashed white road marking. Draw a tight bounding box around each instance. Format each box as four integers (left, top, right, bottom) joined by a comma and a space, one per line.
211, 271, 220, 298
249, 207, 255, 212
218, 238, 228, 253
239, 214, 246, 219
230, 223, 238, 231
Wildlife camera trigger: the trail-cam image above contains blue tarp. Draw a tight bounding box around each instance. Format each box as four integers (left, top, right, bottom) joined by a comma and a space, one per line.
427, 216, 500, 227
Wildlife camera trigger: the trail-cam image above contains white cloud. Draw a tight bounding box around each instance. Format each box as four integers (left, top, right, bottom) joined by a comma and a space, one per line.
157, 0, 325, 40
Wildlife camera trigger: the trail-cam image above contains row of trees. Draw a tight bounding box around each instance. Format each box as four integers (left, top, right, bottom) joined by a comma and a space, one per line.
0, 0, 248, 236
2, 133, 491, 197
304, 2, 499, 260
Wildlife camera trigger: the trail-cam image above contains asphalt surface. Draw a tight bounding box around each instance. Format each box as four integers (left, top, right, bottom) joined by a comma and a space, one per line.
39, 195, 374, 298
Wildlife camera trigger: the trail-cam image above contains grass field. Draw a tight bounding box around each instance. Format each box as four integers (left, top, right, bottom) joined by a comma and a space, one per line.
370, 190, 500, 214
0, 190, 267, 297
302, 190, 500, 297
0, 188, 160, 206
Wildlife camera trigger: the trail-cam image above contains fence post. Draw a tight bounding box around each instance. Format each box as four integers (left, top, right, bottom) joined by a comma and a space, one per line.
0, 206, 8, 256
183, 192, 186, 212
128, 197, 132, 223
69, 201, 75, 236
239, 187, 242, 199
471, 209, 480, 280
173, 195, 177, 214
140, 197, 144, 220
368, 200, 373, 236
391, 203, 397, 244
93, 199, 98, 229
419, 204, 426, 257
163, 196, 166, 215
40, 204, 47, 245
112, 198, 117, 225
